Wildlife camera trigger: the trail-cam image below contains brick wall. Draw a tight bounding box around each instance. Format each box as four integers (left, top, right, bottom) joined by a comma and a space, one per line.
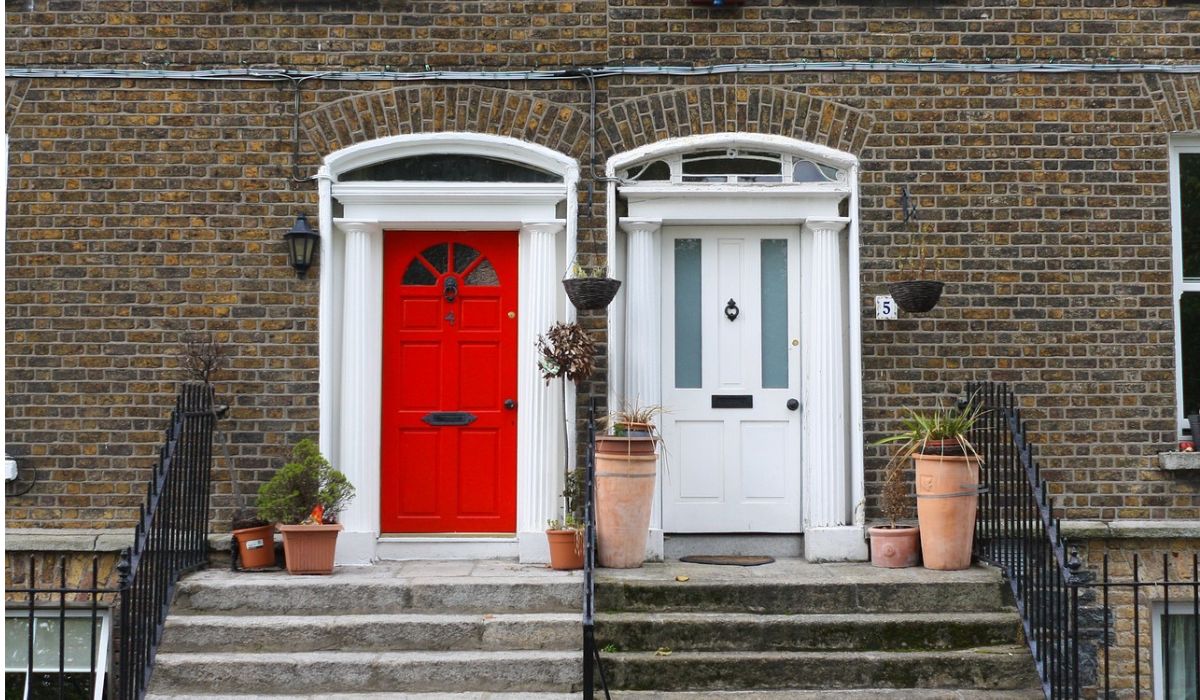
6, 1, 1200, 529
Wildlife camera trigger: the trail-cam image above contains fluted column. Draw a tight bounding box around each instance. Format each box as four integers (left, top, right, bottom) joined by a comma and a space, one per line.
335, 220, 383, 565
517, 222, 565, 561
621, 220, 663, 410
620, 220, 664, 557
801, 217, 865, 561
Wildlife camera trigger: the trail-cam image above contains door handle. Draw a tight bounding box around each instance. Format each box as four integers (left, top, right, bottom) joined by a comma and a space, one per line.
787, 399, 800, 411
503, 399, 516, 410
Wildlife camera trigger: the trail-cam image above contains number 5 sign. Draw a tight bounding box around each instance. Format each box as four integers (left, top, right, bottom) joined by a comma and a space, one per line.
875, 295, 898, 320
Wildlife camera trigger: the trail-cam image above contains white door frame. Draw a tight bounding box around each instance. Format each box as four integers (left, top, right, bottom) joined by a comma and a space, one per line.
605, 133, 867, 562
317, 133, 579, 564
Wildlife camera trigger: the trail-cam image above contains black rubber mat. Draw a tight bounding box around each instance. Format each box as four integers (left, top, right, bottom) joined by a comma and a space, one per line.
678, 555, 775, 567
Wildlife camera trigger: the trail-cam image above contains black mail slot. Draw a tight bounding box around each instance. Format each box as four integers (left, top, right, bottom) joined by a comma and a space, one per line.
422, 411, 478, 426
711, 395, 753, 409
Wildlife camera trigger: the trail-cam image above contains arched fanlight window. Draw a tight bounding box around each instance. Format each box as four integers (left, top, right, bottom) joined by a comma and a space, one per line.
402, 243, 499, 286
620, 147, 843, 185
341, 154, 562, 183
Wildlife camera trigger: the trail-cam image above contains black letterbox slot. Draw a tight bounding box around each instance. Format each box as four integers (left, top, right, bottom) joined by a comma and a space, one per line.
711, 395, 753, 409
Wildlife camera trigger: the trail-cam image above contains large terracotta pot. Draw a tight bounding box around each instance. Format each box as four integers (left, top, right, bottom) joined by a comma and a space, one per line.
914, 453, 980, 571
546, 529, 584, 570
595, 435, 656, 455
595, 451, 657, 568
232, 524, 276, 570
868, 525, 920, 568
277, 523, 343, 575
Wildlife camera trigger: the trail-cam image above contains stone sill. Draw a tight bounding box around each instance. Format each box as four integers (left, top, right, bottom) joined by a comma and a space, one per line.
1060, 520, 1200, 540
5, 528, 134, 553
1159, 451, 1200, 472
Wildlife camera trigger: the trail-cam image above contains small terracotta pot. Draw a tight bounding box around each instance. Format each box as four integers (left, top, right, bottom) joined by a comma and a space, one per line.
595, 436, 656, 455
914, 453, 980, 571
868, 525, 921, 568
232, 524, 276, 570
546, 529, 584, 570
277, 523, 343, 575
595, 451, 657, 568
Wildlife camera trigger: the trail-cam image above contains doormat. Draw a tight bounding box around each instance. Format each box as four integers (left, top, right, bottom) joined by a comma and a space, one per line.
678, 555, 775, 567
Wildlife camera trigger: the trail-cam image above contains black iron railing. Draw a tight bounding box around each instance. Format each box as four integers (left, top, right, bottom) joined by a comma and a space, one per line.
5, 383, 217, 700
968, 380, 1200, 699
583, 397, 610, 700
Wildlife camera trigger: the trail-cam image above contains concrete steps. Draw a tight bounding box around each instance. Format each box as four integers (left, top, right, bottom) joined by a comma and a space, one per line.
594, 561, 1041, 694
148, 562, 584, 697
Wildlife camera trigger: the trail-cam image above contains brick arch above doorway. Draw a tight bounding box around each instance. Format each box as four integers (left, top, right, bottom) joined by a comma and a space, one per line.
596, 86, 874, 159
300, 85, 590, 162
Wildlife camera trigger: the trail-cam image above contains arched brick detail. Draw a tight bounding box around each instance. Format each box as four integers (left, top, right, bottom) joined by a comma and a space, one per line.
300, 85, 588, 162
1144, 74, 1200, 133
597, 86, 874, 158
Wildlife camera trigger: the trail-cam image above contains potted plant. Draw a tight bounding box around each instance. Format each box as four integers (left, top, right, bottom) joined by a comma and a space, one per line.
562, 260, 622, 312
876, 398, 984, 571
593, 401, 663, 569
867, 442, 920, 568
536, 321, 596, 571
256, 439, 355, 575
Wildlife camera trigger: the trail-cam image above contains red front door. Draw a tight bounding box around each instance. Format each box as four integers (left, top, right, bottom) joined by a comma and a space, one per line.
380, 231, 519, 533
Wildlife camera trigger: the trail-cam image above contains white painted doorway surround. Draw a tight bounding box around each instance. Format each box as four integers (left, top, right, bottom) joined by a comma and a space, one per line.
605, 134, 868, 562
317, 133, 580, 565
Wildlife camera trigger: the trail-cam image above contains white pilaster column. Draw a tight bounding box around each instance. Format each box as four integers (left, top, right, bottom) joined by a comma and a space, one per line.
334, 220, 384, 565
619, 219, 664, 561
801, 217, 866, 562
517, 222, 565, 563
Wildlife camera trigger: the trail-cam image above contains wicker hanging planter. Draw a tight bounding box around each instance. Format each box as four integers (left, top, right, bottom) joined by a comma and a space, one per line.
888, 280, 944, 313
563, 277, 622, 311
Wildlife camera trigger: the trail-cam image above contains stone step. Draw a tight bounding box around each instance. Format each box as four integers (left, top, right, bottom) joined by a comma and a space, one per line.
595, 611, 1023, 652
172, 573, 581, 615
148, 694, 578, 700
159, 612, 580, 653
148, 650, 580, 695
596, 576, 1011, 614
604, 692, 1045, 699
599, 647, 1041, 692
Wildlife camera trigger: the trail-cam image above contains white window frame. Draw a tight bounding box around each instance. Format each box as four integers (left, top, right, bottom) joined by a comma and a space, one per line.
1151, 601, 1199, 700
1170, 137, 1200, 434
4, 609, 112, 700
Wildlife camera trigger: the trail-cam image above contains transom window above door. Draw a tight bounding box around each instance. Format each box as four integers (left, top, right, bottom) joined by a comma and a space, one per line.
620, 148, 844, 185
340, 154, 562, 183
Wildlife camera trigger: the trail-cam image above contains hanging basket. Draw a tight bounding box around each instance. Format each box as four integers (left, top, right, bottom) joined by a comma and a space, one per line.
563, 277, 622, 311
888, 280, 944, 313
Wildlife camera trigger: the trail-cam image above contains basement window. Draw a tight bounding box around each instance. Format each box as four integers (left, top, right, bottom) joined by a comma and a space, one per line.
1153, 605, 1198, 700
4, 610, 111, 700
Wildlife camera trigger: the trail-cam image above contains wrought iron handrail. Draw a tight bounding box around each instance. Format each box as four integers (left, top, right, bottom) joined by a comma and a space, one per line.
583, 397, 610, 699
967, 380, 1083, 699
116, 382, 217, 699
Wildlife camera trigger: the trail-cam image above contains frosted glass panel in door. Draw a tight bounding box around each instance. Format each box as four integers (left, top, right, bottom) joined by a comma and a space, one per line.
674, 238, 702, 388
760, 238, 789, 389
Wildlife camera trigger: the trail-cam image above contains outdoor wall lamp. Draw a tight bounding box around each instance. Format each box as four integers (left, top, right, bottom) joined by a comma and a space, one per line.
285, 214, 319, 277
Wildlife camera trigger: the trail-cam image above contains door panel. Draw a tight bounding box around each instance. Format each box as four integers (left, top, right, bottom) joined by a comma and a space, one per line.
662, 226, 802, 533
381, 231, 518, 534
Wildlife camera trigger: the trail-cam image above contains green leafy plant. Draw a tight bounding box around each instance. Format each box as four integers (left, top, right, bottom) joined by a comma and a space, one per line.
875, 398, 985, 461
568, 260, 609, 279
604, 400, 665, 437
256, 439, 356, 525
546, 513, 583, 531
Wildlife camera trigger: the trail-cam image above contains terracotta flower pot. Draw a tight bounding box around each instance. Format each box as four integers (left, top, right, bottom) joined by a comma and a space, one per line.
595, 436, 656, 455
232, 524, 277, 570
914, 453, 980, 571
546, 529, 585, 570
595, 451, 657, 568
277, 523, 343, 575
868, 525, 921, 568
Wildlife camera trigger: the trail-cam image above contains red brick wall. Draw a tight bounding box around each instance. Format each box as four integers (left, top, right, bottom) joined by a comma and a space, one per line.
6, 1, 1200, 529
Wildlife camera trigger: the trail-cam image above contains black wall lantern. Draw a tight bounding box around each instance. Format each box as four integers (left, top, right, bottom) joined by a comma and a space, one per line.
285, 214, 319, 277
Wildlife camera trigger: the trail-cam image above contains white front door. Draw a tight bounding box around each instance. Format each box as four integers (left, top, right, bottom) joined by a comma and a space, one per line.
660, 226, 802, 533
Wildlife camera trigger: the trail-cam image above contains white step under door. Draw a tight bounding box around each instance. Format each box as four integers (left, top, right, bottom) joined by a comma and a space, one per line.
660, 225, 802, 533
